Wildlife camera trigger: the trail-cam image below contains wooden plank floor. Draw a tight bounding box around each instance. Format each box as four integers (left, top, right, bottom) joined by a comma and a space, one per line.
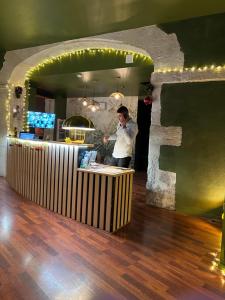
0, 174, 224, 300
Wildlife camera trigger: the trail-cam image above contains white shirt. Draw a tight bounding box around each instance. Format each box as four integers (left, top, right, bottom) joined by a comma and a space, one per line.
109, 118, 138, 158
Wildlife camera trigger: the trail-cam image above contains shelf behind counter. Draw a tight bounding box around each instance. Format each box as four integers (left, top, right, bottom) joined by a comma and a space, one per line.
6, 138, 134, 232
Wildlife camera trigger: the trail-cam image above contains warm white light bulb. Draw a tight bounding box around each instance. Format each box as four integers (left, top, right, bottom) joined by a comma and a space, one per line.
91, 106, 96, 112
115, 93, 120, 100
83, 100, 88, 106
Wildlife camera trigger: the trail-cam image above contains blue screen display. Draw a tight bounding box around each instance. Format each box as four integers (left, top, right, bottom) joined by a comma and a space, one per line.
27, 111, 55, 128
19, 132, 35, 140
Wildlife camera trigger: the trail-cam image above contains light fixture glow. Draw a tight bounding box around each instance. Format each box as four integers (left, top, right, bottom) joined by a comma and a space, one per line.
82, 100, 88, 106
62, 116, 95, 131
109, 91, 125, 100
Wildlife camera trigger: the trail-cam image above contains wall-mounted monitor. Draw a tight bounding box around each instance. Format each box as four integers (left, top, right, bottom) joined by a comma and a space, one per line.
27, 111, 55, 129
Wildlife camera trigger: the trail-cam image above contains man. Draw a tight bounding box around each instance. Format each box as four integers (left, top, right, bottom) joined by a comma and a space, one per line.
103, 106, 138, 168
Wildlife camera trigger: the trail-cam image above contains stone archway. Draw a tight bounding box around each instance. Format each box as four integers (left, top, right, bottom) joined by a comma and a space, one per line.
0, 25, 184, 212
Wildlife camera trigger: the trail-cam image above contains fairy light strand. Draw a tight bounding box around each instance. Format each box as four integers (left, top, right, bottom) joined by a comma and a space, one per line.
155, 64, 225, 74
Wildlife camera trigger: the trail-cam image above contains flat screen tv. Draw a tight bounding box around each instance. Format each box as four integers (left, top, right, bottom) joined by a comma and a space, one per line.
27, 111, 55, 128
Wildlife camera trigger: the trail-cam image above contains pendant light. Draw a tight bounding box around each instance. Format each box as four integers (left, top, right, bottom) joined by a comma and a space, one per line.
109, 76, 125, 100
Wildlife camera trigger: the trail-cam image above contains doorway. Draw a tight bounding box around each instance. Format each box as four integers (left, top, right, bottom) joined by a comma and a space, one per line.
134, 99, 151, 171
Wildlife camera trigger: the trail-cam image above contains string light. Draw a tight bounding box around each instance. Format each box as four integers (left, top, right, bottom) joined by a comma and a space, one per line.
20, 47, 152, 120
5, 84, 11, 135
24, 47, 152, 81
155, 64, 225, 74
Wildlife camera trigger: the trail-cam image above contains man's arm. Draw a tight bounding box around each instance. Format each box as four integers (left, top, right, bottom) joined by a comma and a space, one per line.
120, 123, 138, 145
108, 133, 117, 141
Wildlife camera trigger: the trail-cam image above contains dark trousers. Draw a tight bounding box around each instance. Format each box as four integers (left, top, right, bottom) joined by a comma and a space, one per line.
110, 156, 131, 168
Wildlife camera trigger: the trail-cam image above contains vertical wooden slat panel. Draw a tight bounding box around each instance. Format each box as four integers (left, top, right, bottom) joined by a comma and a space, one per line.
15, 144, 19, 192
87, 173, 94, 226
23, 146, 27, 198
128, 173, 133, 223
11, 143, 14, 187
18, 145, 21, 192
7, 141, 9, 183
14, 144, 17, 189
6, 139, 134, 233
50, 145, 56, 211
9, 144, 12, 187
27, 146, 32, 199
16, 145, 19, 193
46, 145, 52, 209
6, 141, 9, 182
32, 148, 36, 202
113, 177, 119, 232
76, 171, 83, 222
99, 175, 106, 230
120, 175, 126, 227
31, 147, 36, 202
71, 147, 78, 220
62, 146, 69, 216
43, 146, 49, 208
12, 144, 16, 189
34, 148, 39, 203
81, 172, 88, 223
124, 174, 130, 225
30, 147, 34, 201
6, 140, 9, 181
53, 145, 59, 212
93, 174, 100, 228
66, 146, 74, 217
36, 148, 42, 205
22, 145, 26, 197
11, 144, 14, 187
57, 145, 64, 214
40, 146, 45, 206
21, 145, 24, 195
117, 176, 123, 229
105, 176, 113, 232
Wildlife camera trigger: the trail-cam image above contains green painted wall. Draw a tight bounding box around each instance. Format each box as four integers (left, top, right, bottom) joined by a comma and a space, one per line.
27, 86, 37, 111
160, 81, 225, 218
160, 13, 225, 67
54, 94, 66, 120
0, 49, 5, 70
54, 94, 67, 140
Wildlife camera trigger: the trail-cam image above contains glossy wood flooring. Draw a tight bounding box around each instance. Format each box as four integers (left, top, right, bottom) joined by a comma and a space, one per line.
0, 174, 224, 300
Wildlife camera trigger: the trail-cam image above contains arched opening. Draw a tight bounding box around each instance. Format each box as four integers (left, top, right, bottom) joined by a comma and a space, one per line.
7, 45, 154, 170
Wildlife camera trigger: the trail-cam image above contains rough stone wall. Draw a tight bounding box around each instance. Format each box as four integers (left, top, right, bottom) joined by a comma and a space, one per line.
146, 84, 182, 210
146, 69, 225, 210
67, 96, 138, 134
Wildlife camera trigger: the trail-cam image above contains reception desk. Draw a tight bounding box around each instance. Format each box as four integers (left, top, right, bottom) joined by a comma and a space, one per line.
6, 138, 134, 232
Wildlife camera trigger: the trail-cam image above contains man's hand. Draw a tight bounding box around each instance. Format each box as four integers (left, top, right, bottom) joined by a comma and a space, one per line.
120, 121, 127, 128
103, 136, 109, 144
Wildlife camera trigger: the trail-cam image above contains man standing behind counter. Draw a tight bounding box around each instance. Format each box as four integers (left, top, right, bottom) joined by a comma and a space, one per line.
103, 106, 138, 168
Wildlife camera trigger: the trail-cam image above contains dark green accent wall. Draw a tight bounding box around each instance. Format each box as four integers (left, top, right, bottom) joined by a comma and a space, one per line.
54, 94, 66, 120
160, 81, 225, 218
54, 94, 67, 140
28, 86, 37, 111
0, 49, 6, 70
159, 13, 225, 67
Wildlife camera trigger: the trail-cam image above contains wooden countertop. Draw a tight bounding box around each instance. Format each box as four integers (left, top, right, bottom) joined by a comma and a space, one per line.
77, 164, 135, 176
7, 137, 93, 148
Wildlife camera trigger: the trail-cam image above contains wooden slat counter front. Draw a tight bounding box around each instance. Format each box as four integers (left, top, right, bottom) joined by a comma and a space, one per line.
77, 166, 134, 232
6, 138, 134, 233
